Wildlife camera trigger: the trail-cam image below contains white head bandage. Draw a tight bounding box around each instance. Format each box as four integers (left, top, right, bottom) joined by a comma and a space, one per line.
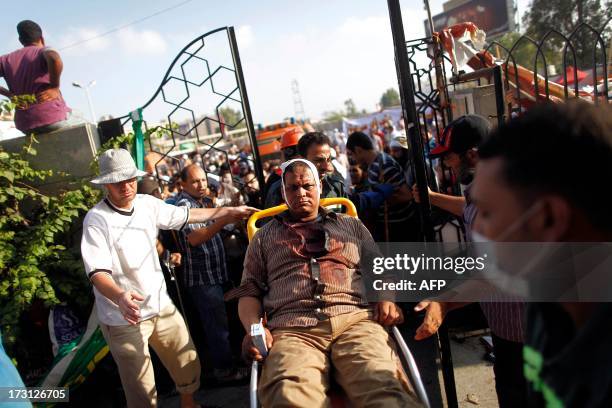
279, 159, 320, 203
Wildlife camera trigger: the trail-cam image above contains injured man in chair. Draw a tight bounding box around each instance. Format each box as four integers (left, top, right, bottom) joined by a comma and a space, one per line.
226, 159, 420, 407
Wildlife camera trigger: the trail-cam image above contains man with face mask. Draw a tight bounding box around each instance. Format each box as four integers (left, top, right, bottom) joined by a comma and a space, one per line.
472, 102, 612, 408
412, 115, 527, 408
227, 159, 417, 407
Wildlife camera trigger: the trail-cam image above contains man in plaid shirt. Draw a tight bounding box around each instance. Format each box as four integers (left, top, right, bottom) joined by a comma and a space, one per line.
175, 164, 244, 381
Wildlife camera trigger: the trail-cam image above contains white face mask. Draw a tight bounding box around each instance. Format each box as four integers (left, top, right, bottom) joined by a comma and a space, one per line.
472, 202, 548, 298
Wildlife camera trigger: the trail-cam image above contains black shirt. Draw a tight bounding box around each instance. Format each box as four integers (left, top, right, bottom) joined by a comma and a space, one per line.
525, 303, 612, 407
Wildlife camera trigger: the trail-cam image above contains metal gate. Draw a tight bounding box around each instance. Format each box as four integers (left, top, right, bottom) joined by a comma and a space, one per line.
389, 5, 610, 247
387, 0, 610, 406
116, 26, 264, 199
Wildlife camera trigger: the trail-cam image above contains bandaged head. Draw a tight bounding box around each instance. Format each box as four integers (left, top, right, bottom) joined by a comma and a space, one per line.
280, 159, 321, 205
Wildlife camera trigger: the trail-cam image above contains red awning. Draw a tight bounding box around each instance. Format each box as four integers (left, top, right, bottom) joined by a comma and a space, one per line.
558, 66, 588, 85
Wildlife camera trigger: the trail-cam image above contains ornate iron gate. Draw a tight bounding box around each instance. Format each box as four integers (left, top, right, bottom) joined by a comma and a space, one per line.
116, 26, 264, 199
387, 0, 610, 405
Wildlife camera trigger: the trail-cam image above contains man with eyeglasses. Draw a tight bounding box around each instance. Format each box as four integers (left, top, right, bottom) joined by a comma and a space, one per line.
264, 132, 346, 208
297, 131, 347, 200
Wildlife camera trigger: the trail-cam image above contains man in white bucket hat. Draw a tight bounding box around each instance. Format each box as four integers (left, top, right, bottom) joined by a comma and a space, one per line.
81, 148, 256, 408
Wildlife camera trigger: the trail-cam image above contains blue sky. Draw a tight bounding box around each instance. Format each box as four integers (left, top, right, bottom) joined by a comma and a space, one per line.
1, 0, 530, 126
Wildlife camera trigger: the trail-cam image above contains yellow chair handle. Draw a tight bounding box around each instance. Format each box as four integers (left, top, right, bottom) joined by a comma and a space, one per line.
247, 197, 358, 241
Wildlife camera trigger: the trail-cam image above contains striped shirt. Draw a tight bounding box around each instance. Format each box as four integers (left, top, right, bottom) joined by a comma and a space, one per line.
226, 209, 375, 330
175, 192, 228, 287
463, 183, 524, 343
367, 152, 412, 223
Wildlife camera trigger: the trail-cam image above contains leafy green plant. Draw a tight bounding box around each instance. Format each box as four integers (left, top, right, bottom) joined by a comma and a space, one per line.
0, 136, 101, 353
1, 94, 37, 115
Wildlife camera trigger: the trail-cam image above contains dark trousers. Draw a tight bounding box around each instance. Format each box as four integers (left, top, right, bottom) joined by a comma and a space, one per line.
187, 284, 233, 370
491, 333, 528, 408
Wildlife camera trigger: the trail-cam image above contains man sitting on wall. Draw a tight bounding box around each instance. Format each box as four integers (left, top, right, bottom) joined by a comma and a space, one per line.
0, 20, 81, 134
227, 159, 418, 407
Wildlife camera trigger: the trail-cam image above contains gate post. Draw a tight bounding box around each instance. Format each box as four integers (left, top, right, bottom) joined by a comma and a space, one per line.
386, 0, 435, 243
228, 27, 266, 195
131, 108, 146, 171
387, 2, 459, 407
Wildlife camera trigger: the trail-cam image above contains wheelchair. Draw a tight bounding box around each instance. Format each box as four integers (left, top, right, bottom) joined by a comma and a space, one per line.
245, 198, 431, 408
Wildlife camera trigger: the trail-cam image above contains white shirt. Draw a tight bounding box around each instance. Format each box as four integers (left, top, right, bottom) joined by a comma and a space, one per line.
81, 194, 189, 326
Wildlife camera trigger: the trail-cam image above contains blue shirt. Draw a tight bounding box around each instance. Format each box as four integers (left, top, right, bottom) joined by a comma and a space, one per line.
175, 192, 228, 287
367, 152, 413, 223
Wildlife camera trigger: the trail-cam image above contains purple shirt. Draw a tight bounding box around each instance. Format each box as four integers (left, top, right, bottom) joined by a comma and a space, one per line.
0, 45, 70, 132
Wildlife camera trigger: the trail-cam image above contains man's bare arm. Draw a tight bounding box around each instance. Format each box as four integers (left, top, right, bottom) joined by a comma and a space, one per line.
36, 49, 63, 103
90, 272, 144, 325
239, 296, 273, 361
238, 296, 264, 332
188, 205, 256, 224
187, 215, 230, 247
90, 272, 123, 303
43, 49, 63, 88
413, 184, 466, 217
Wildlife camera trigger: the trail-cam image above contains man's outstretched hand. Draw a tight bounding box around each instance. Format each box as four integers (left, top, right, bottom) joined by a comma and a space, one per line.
241, 327, 273, 362
374, 301, 404, 326
228, 205, 258, 221
414, 300, 448, 340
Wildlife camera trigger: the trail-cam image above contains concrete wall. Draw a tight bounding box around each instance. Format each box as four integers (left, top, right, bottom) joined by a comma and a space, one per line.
0, 123, 100, 195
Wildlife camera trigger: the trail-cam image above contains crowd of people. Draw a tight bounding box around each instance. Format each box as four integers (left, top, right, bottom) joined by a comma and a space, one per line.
80, 101, 611, 408
2, 18, 611, 408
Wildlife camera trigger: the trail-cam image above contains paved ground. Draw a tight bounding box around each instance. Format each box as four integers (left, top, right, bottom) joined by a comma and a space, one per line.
452, 336, 497, 408
159, 335, 497, 408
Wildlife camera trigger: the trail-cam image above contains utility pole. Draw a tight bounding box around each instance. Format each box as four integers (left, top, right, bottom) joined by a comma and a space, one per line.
291, 79, 305, 120
72, 80, 97, 124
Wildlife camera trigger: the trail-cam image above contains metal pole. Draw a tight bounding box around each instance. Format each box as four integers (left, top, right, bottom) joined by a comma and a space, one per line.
227, 26, 266, 200
424, 0, 452, 123
424, 0, 435, 33
387, 0, 435, 242
438, 326, 459, 408
493, 65, 506, 127
85, 87, 97, 124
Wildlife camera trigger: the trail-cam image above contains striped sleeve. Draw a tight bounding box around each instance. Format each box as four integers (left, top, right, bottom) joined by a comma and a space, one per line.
368, 154, 406, 188
381, 157, 405, 187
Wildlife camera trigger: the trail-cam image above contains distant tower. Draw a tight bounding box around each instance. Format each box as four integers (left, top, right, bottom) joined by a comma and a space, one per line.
291, 79, 305, 120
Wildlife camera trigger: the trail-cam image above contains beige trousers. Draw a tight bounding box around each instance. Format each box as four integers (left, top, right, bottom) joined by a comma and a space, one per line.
259, 309, 420, 408
100, 304, 200, 408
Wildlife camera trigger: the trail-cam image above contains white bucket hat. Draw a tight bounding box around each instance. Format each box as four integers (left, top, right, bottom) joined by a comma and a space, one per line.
389, 130, 409, 150
91, 148, 148, 184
